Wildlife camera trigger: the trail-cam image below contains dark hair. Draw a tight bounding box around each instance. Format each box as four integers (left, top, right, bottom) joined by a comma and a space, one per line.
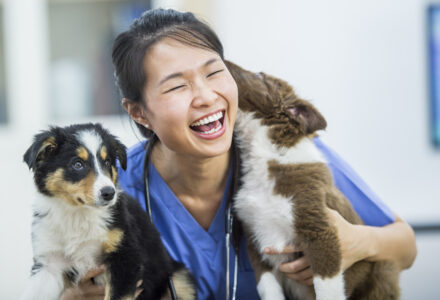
112, 8, 224, 138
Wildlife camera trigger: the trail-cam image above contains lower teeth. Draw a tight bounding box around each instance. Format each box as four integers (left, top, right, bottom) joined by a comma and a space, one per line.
202, 124, 222, 134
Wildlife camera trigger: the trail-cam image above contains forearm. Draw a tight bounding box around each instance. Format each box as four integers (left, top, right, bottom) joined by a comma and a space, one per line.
359, 215, 417, 270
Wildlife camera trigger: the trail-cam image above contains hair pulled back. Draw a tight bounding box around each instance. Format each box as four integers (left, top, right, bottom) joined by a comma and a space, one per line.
112, 8, 224, 138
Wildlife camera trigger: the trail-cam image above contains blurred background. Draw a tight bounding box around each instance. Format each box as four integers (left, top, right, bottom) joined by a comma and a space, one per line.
1, 0, 439, 298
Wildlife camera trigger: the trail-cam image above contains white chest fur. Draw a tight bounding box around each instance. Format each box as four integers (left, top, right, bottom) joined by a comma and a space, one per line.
233, 110, 326, 267
32, 195, 112, 279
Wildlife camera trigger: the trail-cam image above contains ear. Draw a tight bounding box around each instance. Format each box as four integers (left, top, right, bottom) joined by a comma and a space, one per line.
122, 98, 149, 128
23, 131, 58, 170
287, 102, 327, 134
111, 137, 127, 171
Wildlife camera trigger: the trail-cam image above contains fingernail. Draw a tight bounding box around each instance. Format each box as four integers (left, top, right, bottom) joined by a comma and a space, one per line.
100, 264, 106, 270
263, 247, 271, 253
136, 280, 143, 287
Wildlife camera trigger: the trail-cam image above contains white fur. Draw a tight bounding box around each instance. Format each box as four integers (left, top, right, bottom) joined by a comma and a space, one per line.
313, 272, 346, 300
257, 272, 285, 300
20, 194, 113, 300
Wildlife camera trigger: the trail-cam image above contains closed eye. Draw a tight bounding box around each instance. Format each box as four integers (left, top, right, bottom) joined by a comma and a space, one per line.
207, 69, 224, 78
164, 85, 185, 94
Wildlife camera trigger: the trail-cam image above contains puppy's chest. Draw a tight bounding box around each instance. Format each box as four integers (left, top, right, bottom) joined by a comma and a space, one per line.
33, 201, 112, 268
234, 112, 326, 252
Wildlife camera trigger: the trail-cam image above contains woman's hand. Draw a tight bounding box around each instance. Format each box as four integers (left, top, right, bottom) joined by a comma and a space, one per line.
325, 207, 372, 270
263, 208, 376, 286
264, 246, 314, 286
59, 265, 144, 300
265, 207, 417, 286
60, 266, 106, 300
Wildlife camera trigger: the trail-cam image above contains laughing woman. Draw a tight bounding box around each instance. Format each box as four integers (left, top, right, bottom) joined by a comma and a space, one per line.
60, 8, 416, 300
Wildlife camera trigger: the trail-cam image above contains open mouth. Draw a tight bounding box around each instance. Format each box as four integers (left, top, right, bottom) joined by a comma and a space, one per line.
189, 110, 226, 136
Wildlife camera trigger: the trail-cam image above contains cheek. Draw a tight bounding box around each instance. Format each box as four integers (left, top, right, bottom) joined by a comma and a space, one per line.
45, 169, 96, 206
147, 97, 190, 132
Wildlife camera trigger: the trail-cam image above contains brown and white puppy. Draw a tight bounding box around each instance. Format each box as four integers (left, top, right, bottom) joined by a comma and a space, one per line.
226, 61, 400, 300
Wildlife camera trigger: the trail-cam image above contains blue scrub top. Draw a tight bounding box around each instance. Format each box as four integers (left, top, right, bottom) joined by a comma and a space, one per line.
117, 137, 395, 300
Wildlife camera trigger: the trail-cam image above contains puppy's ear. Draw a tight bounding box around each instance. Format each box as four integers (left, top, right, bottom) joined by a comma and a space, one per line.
287, 102, 327, 134
23, 131, 58, 170
111, 138, 127, 171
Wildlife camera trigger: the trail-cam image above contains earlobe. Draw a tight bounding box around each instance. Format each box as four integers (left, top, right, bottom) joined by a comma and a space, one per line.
122, 98, 150, 128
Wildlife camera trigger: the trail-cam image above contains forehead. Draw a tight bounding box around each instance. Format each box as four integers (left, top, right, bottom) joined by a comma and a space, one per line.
144, 38, 221, 85
75, 130, 107, 160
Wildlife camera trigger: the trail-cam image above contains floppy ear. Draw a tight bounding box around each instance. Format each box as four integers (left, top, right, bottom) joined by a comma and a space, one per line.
111, 138, 127, 171
287, 102, 327, 134
23, 131, 58, 170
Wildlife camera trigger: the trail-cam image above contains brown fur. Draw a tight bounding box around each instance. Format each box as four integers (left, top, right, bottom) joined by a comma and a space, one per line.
226, 60, 400, 299
45, 169, 95, 206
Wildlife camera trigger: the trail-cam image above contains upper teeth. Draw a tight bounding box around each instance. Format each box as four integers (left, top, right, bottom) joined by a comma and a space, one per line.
191, 111, 223, 127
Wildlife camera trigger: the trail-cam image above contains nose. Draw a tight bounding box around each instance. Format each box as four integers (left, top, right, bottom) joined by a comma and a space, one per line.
99, 186, 115, 201
192, 79, 217, 107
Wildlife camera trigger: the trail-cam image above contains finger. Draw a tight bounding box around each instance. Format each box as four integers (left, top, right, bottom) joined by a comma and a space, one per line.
135, 288, 144, 299
82, 284, 106, 296
136, 280, 143, 288
285, 267, 313, 282
80, 265, 106, 284
303, 276, 314, 286
279, 256, 310, 273
264, 245, 301, 255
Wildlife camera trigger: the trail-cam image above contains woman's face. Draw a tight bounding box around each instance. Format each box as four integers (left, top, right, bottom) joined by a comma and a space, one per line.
142, 38, 238, 158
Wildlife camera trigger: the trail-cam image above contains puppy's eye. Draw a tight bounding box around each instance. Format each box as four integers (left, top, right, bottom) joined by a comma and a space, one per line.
104, 159, 111, 168
72, 160, 84, 171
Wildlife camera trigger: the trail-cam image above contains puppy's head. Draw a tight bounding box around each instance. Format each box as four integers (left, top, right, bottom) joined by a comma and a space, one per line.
225, 60, 327, 147
24, 123, 127, 207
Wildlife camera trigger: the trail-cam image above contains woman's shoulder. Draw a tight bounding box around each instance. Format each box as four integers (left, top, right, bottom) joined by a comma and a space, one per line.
117, 140, 148, 191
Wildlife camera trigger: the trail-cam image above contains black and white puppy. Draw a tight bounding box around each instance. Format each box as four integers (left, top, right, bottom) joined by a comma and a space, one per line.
21, 123, 196, 300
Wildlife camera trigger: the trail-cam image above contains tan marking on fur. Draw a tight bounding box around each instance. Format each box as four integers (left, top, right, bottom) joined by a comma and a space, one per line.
76, 146, 89, 161
45, 169, 95, 206
100, 146, 108, 161
171, 269, 196, 300
111, 166, 118, 184
36, 137, 57, 160
40, 136, 56, 150
102, 229, 124, 254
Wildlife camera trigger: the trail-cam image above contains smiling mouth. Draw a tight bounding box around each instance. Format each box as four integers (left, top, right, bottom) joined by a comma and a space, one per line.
189, 110, 225, 134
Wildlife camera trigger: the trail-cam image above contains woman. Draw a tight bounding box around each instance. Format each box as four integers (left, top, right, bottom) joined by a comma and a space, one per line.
61, 8, 416, 300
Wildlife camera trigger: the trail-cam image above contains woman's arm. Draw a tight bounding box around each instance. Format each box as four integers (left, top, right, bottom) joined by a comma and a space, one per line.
327, 208, 417, 271
268, 209, 417, 286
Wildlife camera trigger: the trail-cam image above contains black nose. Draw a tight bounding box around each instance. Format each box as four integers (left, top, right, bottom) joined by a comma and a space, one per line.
100, 186, 115, 201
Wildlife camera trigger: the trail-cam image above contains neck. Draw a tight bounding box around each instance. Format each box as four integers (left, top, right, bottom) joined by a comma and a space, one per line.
150, 141, 231, 200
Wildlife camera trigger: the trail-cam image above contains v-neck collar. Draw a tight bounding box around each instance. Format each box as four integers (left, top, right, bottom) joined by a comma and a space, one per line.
148, 160, 232, 251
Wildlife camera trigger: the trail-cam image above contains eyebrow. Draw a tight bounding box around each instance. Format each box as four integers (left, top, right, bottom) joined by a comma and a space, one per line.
158, 58, 220, 87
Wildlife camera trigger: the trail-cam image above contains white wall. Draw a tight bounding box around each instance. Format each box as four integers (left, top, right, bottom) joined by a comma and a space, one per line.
211, 0, 440, 224
1, 0, 439, 298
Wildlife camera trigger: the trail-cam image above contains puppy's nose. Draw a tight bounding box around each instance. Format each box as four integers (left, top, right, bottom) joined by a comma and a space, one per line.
100, 186, 115, 201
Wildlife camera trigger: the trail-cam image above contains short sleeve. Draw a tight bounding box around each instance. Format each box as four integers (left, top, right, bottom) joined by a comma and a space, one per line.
314, 137, 395, 226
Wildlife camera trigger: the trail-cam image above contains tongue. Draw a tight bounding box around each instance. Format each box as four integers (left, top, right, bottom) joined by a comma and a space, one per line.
192, 120, 220, 133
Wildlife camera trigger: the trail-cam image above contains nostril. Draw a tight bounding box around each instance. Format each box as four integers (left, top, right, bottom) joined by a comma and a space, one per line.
100, 186, 115, 201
